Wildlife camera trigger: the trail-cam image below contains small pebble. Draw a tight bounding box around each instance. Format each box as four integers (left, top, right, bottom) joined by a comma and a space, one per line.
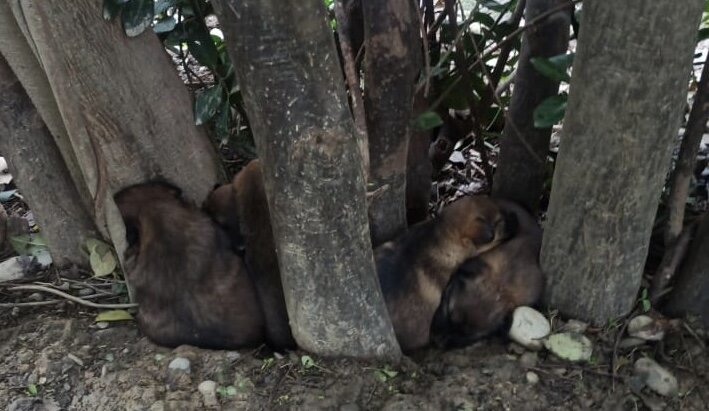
96, 322, 109, 330
544, 332, 593, 362
526, 371, 539, 384
28, 292, 43, 302
518, 352, 538, 368
168, 357, 190, 371
508, 306, 551, 350
628, 315, 665, 341
198, 380, 218, 407
634, 357, 678, 397
563, 319, 589, 334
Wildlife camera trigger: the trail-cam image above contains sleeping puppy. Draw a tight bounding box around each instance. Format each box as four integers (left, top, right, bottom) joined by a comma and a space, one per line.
375, 195, 514, 352
115, 181, 265, 349
430, 199, 544, 348
204, 160, 296, 350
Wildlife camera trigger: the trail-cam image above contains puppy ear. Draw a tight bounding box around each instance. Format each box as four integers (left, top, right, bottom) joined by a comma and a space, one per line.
455, 258, 488, 279
470, 219, 495, 246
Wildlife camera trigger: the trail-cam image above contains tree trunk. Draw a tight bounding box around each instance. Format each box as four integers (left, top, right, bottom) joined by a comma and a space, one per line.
0, 2, 92, 210
492, 0, 570, 213
406, 90, 433, 226
0, 55, 99, 266
665, 213, 709, 327
540, 0, 704, 324
212, 0, 401, 360
16, 0, 221, 264
362, 0, 422, 246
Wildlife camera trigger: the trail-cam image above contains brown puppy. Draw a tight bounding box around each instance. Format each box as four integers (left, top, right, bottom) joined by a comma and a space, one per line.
204, 160, 295, 350
430, 199, 544, 348
375, 195, 513, 352
115, 182, 265, 349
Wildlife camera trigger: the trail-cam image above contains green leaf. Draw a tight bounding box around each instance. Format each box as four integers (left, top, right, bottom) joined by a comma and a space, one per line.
95, 309, 134, 322
121, 0, 154, 37
530, 56, 571, 83
153, 16, 176, 33
215, 101, 231, 143
300, 355, 316, 369
194, 85, 225, 125
374, 367, 399, 382
26, 384, 38, 397
217, 385, 237, 397
533, 94, 567, 128
9, 234, 48, 257
88, 240, 117, 277
699, 27, 709, 41
642, 299, 651, 313
413, 111, 444, 130
187, 31, 220, 69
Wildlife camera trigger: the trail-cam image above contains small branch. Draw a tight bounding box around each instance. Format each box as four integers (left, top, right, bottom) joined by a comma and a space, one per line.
650, 222, 696, 302
414, 0, 432, 97
8, 285, 137, 309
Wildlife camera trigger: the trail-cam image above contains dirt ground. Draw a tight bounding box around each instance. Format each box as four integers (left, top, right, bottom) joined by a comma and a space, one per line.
0, 299, 707, 411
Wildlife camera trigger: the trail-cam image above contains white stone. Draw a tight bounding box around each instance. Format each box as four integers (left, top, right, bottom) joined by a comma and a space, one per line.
634, 358, 678, 397
0, 257, 27, 282
168, 357, 190, 371
198, 380, 219, 407
628, 315, 665, 341
526, 371, 539, 384
563, 319, 589, 334
544, 332, 593, 362
508, 306, 551, 350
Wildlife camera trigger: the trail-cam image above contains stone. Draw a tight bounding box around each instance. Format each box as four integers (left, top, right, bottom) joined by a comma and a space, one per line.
0, 256, 28, 282
526, 371, 540, 384
168, 357, 190, 371
563, 319, 589, 334
628, 315, 665, 341
508, 306, 551, 350
544, 332, 593, 362
633, 358, 678, 397
518, 352, 538, 368
166, 357, 191, 389
198, 380, 218, 407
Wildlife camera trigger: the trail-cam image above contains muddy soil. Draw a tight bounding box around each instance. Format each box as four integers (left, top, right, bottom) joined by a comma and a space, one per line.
0, 305, 707, 411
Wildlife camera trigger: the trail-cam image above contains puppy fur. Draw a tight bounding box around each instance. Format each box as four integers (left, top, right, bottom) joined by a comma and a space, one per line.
430, 199, 545, 348
375, 195, 513, 352
204, 160, 296, 350
115, 182, 265, 349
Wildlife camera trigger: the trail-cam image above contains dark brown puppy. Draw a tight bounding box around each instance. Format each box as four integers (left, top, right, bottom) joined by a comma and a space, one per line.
430, 199, 544, 348
375, 195, 513, 352
204, 160, 295, 350
115, 182, 265, 349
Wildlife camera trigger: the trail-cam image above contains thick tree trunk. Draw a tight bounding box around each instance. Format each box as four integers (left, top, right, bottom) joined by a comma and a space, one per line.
540, 0, 703, 324
212, 0, 401, 359
492, 0, 570, 213
17, 0, 220, 222
0, 55, 99, 266
362, 0, 422, 246
0, 2, 92, 210
665, 213, 709, 327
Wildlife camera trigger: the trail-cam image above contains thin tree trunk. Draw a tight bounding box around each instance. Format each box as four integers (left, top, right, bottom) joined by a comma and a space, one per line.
492, 0, 570, 213
212, 0, 401, 360
665, 213, 709, 327
0, 2, 92, 210
406, 90, 433, 225
362, 0, 422, 246
0, 55, 99, 266
540, 0, 704, 324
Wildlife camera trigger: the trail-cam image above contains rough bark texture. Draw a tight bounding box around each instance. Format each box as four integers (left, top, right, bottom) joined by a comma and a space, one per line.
0, 55, 99, 266
212, 0, 401, 359
406, 90, 433, 226
362, 0, 422, 246
17, 0, 221, 236
492, 0, 570, 213
665, 214, 709, 327
540, 0, 704, 325
0, 2, 92, 209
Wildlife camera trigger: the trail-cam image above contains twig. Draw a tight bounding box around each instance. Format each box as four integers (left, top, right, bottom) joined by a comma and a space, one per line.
414, 0, 432, 97
0, 292, 121, 308
8, 285, 137, 309
650, 221, 696, 302
610, 307, 640, 388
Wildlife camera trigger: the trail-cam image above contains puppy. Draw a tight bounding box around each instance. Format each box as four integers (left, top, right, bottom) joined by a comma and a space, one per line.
430, 199, 545, 348
375, 195, 513, 351
204, 160, 296, 350
115, 182, 265, 349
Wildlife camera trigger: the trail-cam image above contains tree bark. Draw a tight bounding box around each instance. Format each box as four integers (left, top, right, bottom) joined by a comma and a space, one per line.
17, 0, 221, 223
406, 90, 433, 226
212, 0, 401, 359
665, 213, 709, 327
362, 0, 422, 246
492, 0, 570, 213
540, 0, 704, 324
0, 2, 92, 210
0, 55, 99, 266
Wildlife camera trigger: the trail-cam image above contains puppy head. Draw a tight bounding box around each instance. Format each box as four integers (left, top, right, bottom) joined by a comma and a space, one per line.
430, 258, 505, 348
441, 196, 515, 255
203, 183, 237, 226
114, 181, 183, 247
